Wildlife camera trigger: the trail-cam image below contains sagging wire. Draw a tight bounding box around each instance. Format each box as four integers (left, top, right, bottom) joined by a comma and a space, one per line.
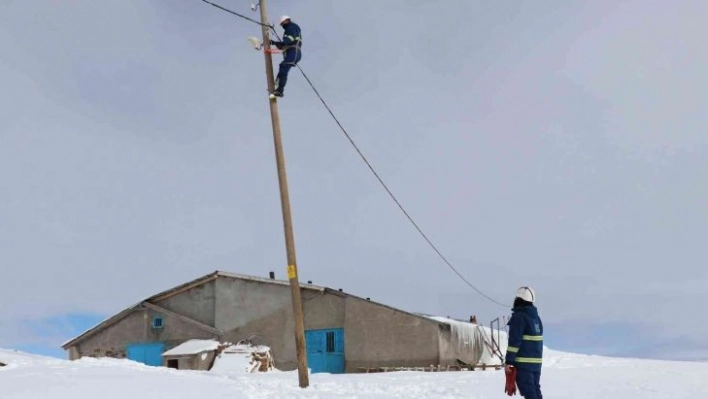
198, 0, 511, 309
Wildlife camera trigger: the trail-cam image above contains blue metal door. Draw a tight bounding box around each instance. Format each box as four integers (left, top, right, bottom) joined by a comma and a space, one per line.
305, 328, 344, 373
126, 342, 165, 366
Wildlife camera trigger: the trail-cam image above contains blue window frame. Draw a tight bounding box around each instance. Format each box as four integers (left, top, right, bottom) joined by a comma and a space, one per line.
152, 316, 164, 329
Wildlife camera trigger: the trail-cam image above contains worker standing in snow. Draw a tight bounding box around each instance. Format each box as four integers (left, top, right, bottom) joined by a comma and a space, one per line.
270, 15, 302, 98
504, 286, 544, 399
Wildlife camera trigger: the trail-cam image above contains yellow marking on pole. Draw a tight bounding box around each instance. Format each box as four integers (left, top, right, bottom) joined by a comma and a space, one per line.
287, 265, 297, 279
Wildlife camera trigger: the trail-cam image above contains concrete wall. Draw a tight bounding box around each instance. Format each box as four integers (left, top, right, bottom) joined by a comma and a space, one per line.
164, 351, 216, 371
221, 286, 445, 372
67, 275, 449, 373
71, 307, 218, 359
155, 280, 216, 327
214, 278, 294, 331
68, 346, 80, 360
221, 298, 294, 370
342, 297, 442, 372
222, 288, 346, 371
303, 291, 345, 330
73, 310, 145, 358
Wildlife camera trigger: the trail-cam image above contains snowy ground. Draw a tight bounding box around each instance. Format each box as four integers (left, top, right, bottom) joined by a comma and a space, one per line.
2, 347, 707, 398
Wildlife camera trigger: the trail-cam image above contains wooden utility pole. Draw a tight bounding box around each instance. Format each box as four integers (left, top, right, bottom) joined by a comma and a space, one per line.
257, 0, 309, 388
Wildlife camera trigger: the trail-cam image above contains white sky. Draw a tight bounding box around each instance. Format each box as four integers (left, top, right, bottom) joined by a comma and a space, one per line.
1, 0, 706, 354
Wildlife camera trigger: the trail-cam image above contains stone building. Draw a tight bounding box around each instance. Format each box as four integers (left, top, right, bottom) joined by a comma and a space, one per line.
62, 270, 504, 373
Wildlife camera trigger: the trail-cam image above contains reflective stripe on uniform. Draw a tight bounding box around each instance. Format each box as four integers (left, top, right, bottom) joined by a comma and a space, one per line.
515, 357, 543, 364
522, 335, 543, 341
282, 35, 302, 53
507, 346, 519, 353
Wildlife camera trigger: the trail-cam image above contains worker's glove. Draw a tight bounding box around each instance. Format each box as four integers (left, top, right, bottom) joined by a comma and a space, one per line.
504, 365, 517, 396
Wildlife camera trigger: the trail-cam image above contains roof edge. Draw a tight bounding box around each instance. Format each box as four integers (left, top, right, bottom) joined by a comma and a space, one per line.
322, 288, 445, 327
61, 304, 142, 349
61, 270, 437, 350
62, 270, 221, 350
213, 270, 327, 292
61, 270, 326, 350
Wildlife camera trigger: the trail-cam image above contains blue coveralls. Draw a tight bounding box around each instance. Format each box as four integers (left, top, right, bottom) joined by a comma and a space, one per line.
505, 304, 544, 399
272, 21, 302, 95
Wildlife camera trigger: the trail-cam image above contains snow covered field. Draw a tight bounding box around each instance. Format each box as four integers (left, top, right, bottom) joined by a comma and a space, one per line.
2, 347, 707, 398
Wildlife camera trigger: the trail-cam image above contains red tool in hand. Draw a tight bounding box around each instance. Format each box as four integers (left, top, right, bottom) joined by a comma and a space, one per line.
504, 365, 517, 396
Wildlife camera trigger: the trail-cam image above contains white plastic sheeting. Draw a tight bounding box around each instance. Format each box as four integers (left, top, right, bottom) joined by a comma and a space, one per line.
428, 316, 508, 366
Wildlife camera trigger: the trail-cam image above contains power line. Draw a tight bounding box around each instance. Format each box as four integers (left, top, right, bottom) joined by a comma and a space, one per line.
295, 66, 510, 309
200, 0, 272, 29
198, 1, 510, 309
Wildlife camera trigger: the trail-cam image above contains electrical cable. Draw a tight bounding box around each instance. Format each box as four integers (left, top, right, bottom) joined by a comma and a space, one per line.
200, 0, 272, 29
199, 0, 511, 309
294, 65, 510, 309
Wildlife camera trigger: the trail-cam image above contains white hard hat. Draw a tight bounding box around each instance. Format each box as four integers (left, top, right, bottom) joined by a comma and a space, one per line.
279, 15, 291, 25
515, 286, 536, 303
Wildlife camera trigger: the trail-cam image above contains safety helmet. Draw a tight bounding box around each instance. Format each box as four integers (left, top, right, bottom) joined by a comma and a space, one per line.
515, 286, 536, 303
279, 15, 291, 25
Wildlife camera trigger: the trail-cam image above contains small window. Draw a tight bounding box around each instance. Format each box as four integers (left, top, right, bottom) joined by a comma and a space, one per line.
326, 331, 335, 353
152, 316, 164, 329
167, 359, 178, 369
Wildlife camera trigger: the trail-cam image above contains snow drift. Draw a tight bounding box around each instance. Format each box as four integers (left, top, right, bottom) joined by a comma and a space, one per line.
3, 346, 708, 398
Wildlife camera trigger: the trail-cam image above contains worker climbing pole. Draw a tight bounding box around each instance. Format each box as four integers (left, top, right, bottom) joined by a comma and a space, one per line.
269, 15, 303, 98
245, 11, 303, 99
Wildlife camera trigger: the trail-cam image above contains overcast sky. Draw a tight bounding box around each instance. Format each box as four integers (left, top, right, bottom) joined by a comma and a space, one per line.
1, 0, 706, 359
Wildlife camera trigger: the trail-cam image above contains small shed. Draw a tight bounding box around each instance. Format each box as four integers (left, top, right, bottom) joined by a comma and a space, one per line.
161, 339, 220, 370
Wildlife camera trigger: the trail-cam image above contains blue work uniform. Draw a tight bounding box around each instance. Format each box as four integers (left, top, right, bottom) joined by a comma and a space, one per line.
271, 21, 302, 95
505, 304, 544, 399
